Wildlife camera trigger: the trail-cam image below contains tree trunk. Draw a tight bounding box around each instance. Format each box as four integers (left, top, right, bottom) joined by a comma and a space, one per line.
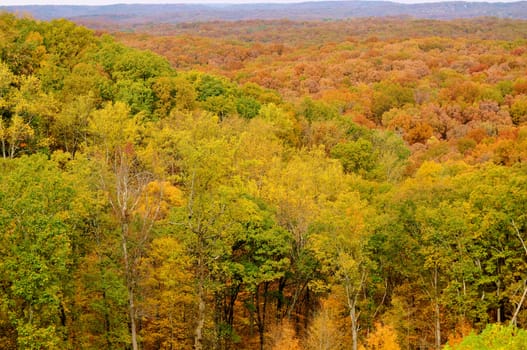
510, 281, 527, 327
350, 303, 358, 350
129, 288, 138, 350
344, 276, 361, 350
433, 264, 441, 350
511, 220, 527, 326
276, 277, 286, 320
262, 283, 269, 350
9, 140, 15, 158
435, 302, 441, 350
497, 280, 501, 323
195, 254, 206, 350
255, 284, 265, 350
122, 223, 138, 350
102, 289, 112, 350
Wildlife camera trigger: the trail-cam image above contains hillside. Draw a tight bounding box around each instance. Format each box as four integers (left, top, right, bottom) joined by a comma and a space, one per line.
3, 0, 527, 29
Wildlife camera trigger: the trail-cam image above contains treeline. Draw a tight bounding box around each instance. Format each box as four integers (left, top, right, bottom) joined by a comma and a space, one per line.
1, 13, 527, 350
119, 18, 527, 44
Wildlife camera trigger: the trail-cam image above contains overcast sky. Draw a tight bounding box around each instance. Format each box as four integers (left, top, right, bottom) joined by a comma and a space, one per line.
1, 0, 520, 5
4, 0, 354, 4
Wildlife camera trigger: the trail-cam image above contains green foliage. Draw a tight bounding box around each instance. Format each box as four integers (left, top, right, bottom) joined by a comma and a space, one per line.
201, 94, 236, 120
115, 79, 155, 115
195, 74, 230, 101
510, 95, 527, 125
112, 49, 172, 81
299, 97, 339, 121
236, 96, 261, 119
371, 81, 415, 123
444, 324, 527, 350
0, 155, 78, 348
41, 19, 96, 69
232, 197, 292, 291
331, 138, 376, 175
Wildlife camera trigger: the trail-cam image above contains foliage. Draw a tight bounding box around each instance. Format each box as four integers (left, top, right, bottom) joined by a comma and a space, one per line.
2, 12, 527, 350
443, 324, 527, 350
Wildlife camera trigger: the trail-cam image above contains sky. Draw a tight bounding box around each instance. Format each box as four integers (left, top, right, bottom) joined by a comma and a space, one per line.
0, 0, 520, 5
3, 0, 357, 4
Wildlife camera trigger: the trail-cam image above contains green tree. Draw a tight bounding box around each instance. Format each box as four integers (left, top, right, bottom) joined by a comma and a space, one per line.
371, 81, 414, 124
444, 324, 527, 350
299, 97, 339, 122
0, 155, 79, 348
330, 138, 376, 176
228, 197, 291, 350
236, 96, 261, 119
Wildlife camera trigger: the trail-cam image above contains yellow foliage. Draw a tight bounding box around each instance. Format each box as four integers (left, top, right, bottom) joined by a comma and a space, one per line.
88, 101, 141, 155
139, 236, 195, 349
445, 318, 473, 348
305, 293, 348, 350
364, 322, 401, 350
134, 180, 184, 220
270, 321, 302, 350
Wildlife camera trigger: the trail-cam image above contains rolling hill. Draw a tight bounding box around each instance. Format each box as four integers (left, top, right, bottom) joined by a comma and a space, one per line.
3, 0, 527, 28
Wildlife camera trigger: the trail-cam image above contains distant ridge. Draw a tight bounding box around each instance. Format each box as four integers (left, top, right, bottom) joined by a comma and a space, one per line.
2, 1, 527, 25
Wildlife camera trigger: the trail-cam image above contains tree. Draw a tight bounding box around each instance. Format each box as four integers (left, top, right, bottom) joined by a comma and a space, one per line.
305, 295, 347, 350
236, 96, 261, 119
231, 197, 291, 350
152, 75, 197, 116
310, 191, 371, 350
371, 81, 414, 124
260, 149, 343, 326
510, 95, 527, 125
139, 235, 195, 349
0, 155, 80, 348
0, 115, 34, 158
443, 324, 527, 350
88, 101, 160, 350
330, 139, 376, 176
52, 95, 95, 158
365, 323, 401, 350
162, 111, 240, 349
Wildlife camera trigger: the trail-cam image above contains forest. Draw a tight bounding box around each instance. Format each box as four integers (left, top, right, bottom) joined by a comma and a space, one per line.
1, 11, 527, 350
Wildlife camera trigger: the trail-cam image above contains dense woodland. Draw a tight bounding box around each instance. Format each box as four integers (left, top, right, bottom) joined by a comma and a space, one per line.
1, 12, 527, 350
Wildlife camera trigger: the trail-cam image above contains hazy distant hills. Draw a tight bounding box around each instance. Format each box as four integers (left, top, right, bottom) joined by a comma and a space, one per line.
3, 1, 527, 25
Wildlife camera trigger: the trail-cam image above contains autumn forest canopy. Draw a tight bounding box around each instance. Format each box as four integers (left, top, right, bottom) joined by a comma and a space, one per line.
2, 10, 527, 350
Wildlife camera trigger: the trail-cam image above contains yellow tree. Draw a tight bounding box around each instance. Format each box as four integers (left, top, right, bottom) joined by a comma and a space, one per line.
310, 189, 371, 350
364, 323, 401, 350
139, 234, 195, 349
2, 115, 34, 158
305, 294, 348, 350
151, 111, 242, 349
260, 149, 345, 322
88, 101, 160, 350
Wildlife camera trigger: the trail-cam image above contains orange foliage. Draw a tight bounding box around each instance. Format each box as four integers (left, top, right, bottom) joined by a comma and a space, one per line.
363, 323, 401, 350
445, 319, 474, 348
270, 321, 302, 350
134, 180, 183, 220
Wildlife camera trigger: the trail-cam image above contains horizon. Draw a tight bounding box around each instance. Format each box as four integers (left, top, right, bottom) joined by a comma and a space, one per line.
1, 0, 523, 6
